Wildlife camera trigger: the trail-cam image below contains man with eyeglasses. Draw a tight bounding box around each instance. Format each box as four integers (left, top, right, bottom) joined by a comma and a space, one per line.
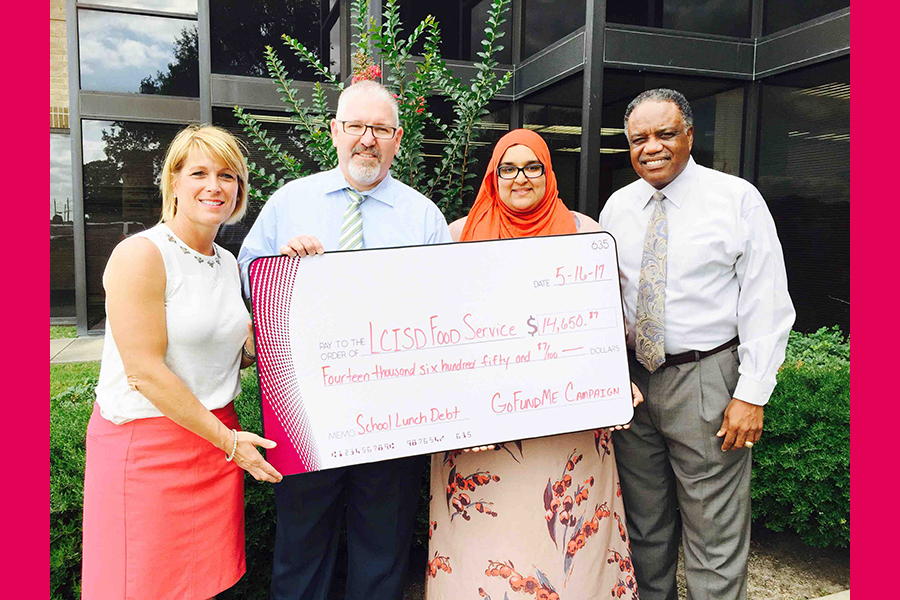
599, 88, 794, 600
238, 80, 450, 600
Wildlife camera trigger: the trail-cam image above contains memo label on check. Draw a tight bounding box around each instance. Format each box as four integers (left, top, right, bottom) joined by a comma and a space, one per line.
248, 231, 632, 476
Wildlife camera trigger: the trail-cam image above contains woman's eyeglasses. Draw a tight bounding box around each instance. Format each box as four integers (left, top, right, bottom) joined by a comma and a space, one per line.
497, 163, 545, 179
338, 121, 398, 139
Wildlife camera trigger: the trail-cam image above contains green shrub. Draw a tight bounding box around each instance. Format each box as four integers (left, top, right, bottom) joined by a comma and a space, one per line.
222, 370, 275, 600
783, 325, 849, 367
750, 327, 850, 548
49, 377, 96, 600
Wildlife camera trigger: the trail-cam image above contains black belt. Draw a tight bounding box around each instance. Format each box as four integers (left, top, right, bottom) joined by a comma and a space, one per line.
632, 336, 740, 369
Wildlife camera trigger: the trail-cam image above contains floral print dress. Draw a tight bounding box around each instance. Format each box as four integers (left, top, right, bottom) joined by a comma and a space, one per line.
427, 430, 638, 600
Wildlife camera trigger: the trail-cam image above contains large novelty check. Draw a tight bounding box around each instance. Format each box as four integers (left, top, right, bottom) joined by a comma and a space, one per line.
248, 232, 632, 476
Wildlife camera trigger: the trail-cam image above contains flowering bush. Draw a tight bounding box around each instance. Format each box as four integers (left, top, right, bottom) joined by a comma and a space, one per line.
350, 48, 382, 84
234, 0, 512, 221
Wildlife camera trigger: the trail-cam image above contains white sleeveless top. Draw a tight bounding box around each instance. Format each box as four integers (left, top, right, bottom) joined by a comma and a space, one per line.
95, 223, 250, 424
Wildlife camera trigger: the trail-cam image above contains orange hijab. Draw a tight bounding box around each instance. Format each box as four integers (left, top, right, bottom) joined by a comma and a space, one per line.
460, 128, 576, 241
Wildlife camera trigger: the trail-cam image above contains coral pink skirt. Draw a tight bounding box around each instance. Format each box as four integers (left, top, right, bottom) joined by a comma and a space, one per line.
82, 403, 246, 599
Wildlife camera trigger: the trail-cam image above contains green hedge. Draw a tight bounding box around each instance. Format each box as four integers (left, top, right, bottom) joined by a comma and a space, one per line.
50, 328, 850, 598
50, 378, 95, 599
750, 326, 850, 548
221, 374, 275, 600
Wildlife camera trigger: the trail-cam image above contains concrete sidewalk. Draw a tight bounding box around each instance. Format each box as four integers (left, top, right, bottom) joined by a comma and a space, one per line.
51, 337, 104, 363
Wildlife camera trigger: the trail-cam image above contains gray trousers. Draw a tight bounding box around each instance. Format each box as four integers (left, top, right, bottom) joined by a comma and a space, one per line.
613, 346, 751, 600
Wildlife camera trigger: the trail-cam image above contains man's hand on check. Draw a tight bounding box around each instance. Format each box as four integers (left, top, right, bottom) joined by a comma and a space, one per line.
279, 234, 325, 258
716, 397, 764, 451
608, 382, 644, 432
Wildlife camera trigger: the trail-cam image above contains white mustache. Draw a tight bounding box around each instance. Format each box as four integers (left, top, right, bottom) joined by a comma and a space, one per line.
352, 145, 381, 159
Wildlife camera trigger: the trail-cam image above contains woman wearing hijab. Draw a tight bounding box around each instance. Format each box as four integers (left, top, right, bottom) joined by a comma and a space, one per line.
426, 129, 641, 600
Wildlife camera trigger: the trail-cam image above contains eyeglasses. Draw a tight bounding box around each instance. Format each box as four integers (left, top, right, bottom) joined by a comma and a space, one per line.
338, 121, 398, 139
497, 163, 545, 180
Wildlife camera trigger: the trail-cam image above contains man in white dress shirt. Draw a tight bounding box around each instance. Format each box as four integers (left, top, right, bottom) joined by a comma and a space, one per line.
599, 88, 795, 600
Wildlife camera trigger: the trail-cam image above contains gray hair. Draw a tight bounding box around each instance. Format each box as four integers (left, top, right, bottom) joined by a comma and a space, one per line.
623, 88, 693, 141
336, 80, 400, 127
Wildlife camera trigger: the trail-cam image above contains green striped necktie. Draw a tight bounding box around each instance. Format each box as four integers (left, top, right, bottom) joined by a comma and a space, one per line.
339, 188, 366, 250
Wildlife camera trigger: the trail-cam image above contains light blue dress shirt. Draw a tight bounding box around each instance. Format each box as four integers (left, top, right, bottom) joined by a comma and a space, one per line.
238, 168, 451, 294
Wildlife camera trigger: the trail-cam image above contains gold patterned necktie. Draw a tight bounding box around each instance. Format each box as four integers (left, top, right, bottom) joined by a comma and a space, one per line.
339, 188, 366, 250
635, 191, 667, 373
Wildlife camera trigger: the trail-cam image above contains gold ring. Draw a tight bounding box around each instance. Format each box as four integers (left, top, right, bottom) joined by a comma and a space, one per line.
744, 441, 754, 448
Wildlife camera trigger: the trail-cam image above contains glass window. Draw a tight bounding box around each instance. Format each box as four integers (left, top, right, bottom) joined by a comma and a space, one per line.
523, 0, 585, 60
210, 0, 327, 80
523, 74, 584, 210
78, 0, 197, 13
598, 71, 744, 212
756, 58, 849, 333
607, 0, 750, 38
397, 0, 512, 64
51, 132, 76, 319
328, 16, 341, 78
78, 9, 198, 96
81, 120, 183, 329
764, 0, 848, 35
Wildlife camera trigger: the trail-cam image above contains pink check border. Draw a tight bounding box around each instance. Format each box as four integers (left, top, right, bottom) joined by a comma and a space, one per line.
249, 257, 321, 474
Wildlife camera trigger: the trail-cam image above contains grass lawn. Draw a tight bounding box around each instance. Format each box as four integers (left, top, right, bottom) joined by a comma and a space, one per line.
51, 326, 77, 339
50, 362, 101, 397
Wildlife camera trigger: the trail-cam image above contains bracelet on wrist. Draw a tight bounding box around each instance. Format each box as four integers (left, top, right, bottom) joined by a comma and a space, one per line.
242, 344, 256, 361
225, 428, 238, 462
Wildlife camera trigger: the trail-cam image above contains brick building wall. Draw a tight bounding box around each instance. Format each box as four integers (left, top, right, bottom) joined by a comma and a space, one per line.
50, 0, 68, 129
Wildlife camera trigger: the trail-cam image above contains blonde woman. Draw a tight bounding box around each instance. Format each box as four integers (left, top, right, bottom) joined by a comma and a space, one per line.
81, 125, 281, 599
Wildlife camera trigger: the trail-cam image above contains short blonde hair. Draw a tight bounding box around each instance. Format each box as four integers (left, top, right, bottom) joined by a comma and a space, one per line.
159, 124, 250, 225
